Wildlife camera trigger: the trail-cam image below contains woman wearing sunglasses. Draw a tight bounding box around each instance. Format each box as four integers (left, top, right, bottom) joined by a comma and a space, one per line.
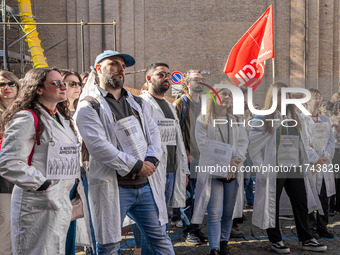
0, 68, 81, 255
60, 70, 83, 116
0, 70, 21, 255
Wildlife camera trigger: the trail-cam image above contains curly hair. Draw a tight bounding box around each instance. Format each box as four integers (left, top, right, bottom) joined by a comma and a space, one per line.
1, 68, 77, 140
332, 100, 340, 116
181, 69, 201, 94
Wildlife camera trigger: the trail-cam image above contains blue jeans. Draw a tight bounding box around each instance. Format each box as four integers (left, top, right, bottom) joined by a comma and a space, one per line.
207, 178, 239, 251
244, 174, 255, 205
133, 173, 175, 255
82, 176, 97, 255
182, 158, 199, 233
97, 184, 174, 255
165, 172, 175, 207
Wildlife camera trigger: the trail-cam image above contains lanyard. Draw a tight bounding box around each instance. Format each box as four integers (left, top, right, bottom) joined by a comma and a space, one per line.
217, 116, 230, 144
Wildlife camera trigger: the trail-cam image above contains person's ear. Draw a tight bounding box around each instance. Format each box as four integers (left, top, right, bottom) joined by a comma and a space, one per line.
36, 87, 43, 96
146, 75, 151, 82
95, 64, 102, 75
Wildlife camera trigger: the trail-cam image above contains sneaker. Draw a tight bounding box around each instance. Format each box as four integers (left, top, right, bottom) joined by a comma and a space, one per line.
317, 230, 334, 239
230, 225, 244, 238
194, 229, 208, 242
175, 220, 183, 228
220, 241, 228, 255
271, 241, 290, 254
184, 231, 201, 244
170, 216, 180, 226
302, 238, 327, 252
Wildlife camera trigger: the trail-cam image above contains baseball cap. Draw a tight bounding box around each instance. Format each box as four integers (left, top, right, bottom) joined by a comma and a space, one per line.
94, 50, 135, 67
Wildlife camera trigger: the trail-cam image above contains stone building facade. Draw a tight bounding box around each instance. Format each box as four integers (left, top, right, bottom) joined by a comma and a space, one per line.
2, 0, 340, 102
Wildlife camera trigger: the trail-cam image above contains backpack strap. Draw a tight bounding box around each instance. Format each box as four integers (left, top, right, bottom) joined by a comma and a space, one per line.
132, 95, 143, 108
180, 95, 189, 127
25, 110, 39, 166
80, 96, 101, 167
82, 96, 100, 116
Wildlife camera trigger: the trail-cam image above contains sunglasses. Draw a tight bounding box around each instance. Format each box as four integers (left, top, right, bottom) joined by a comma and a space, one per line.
64, 81, 83, 88
191, 78, 205, 83
154, 71, 172, 80
0, 81, 17, 88
46, 80, 67, 88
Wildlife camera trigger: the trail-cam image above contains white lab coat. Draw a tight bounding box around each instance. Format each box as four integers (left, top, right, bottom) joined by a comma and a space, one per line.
191, 114, 248, 224
74, 87, 164, 244
0, 107, 79, 255
301, 114, 336, 197
248, 113, 323, 229
140, 91, 189, 208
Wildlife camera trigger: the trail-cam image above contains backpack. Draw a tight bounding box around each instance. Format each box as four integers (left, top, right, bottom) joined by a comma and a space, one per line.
80, 95, 143, 168
0, 110, 39, 166
180, 95, 189, 127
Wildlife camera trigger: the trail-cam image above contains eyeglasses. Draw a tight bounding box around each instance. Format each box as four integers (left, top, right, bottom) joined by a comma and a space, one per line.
0, 81, 17, 88
154, 71, 172, 80
64, 81, 83, 88
191, 78, 205, 83
45, 80, 67, 88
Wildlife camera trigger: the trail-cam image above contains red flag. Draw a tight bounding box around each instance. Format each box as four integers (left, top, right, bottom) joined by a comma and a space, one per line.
224, 5, 274, 90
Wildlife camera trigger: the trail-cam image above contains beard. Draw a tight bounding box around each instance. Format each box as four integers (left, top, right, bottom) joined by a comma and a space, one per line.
103, 68, 124, 89
153, 81, 170, 95
190, 81, 204, 93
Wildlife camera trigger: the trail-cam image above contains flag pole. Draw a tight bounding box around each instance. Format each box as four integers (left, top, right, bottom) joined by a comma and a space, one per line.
272, 58, 275, 84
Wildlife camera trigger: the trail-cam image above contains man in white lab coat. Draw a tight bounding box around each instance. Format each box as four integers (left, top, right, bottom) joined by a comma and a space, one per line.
75, 51, 174, 255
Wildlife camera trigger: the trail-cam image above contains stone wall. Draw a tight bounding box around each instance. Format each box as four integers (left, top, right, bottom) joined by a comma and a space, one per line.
2, 0, 340, 102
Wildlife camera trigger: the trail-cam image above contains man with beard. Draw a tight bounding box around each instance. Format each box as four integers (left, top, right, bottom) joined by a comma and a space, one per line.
75, 51, 174, 255
132, 62, 190, 254
173, 70, 208, 244
141, 63, 189, 206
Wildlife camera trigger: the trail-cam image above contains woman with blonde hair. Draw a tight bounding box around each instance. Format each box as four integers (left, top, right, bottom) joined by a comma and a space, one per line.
249, 82, 326, 253
192, 87, 248, 255
0, 70, 21, 255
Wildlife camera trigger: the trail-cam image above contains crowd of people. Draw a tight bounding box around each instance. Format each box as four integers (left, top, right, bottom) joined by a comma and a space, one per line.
0, 50, 340, 255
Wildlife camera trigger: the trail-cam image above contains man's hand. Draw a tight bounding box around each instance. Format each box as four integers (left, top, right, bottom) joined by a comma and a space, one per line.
230, 157, 242, 168
132, 161, 156, 179
188, 155, 194, 163
315, 157, 328, 165
227, 157, 242, 180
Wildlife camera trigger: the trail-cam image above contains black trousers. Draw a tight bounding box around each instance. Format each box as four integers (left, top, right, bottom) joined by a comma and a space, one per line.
309, 179, 329, 232
330, 148, 340, 211
267, 177, 312, 243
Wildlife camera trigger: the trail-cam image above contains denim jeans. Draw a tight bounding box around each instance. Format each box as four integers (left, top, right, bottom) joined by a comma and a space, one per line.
244, 174, 255, 205
96, 184, 174, 255
183, 158, 199, 233
207, 178, 239, 251
83, 176, 97, 255
132, 173, 175, 255
165, 172, 175, 207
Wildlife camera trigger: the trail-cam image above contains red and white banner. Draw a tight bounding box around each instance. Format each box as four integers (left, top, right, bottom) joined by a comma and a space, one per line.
224, 5, 274, 90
